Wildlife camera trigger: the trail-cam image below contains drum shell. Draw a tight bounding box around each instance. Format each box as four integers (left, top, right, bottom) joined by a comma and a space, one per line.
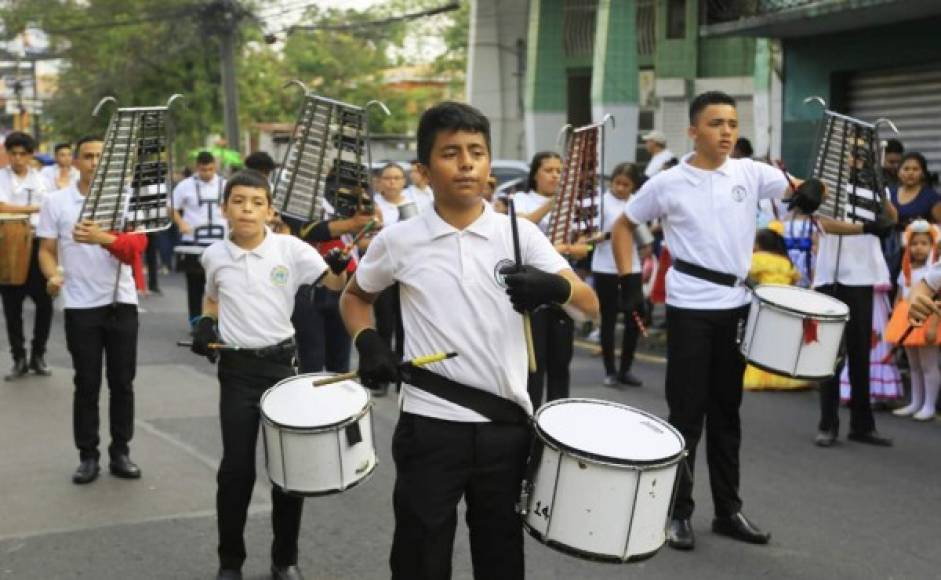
260, 383, 377, 496
0, 218, 33, 286
740, 287, 848, 379
522, 400, 684, 563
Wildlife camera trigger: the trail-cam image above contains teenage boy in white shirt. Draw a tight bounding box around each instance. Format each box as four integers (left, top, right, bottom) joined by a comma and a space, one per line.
612, 91, 822, 551
341, 102, 598, 579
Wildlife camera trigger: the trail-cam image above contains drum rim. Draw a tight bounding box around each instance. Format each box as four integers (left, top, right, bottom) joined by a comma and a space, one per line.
522, 522, 663, 564
533, 398, 686, 467
741, 355, 838, 381
753, 284, 849, 321
267, 461, 378, 497
260, 373, 373, 433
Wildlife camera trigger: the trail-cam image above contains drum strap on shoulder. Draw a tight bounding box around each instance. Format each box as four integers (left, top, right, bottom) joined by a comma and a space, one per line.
399, 365, 529, 426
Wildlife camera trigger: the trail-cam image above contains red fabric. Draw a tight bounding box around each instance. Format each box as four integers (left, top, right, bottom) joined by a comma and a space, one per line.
802, 318, 819, 344
314, 238, 357, 273
650, 247, 671, 304
104, 232, 148, 266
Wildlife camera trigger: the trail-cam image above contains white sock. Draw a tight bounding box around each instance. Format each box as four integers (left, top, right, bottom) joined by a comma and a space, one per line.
917, 347, 939, 417
900, 347, 926, 414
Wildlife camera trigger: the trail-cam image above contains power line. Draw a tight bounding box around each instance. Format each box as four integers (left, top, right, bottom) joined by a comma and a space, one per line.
285, 2, 460, 35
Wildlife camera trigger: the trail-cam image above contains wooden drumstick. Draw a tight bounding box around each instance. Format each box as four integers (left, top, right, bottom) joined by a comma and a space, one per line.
312, 351, 458, 387
632, 311, 649, 338
176, 340, 240, 351
508, 198, 538, 373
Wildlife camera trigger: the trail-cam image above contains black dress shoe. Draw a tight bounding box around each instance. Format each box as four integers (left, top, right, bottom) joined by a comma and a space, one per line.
712, 512, 771, 544
814, 430, 837, 447
216, 569, 242, 580
72, 459, 100, 484
29, 354, 51, 376
271, 564, 305, 580
109, 455, 142, 479
666, 518, 695, 550
848, 430, 893, 446
4, 357, 28, 381
618, 371, 642, 387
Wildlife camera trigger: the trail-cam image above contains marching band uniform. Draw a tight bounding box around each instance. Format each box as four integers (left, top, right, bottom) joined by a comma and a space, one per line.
36, 184, 143, 482
0, 165, 53, 378
353, 202, 569, 578
623, 153, 787, 546
172, 173, 227, 323
199, 229, 331, 577
39, 164, 79, 192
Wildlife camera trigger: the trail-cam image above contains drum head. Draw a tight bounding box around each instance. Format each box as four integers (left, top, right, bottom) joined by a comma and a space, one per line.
535, 399, 684, 464
755, 284, 849, 318
261, 374, 368, 429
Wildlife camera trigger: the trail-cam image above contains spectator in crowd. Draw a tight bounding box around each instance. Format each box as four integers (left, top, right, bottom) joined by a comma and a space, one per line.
405, 159, 434, 211
882, 138, 904, 188
885, 152, 941, 292
40, 142, 79, 192
642, 130, 675, 178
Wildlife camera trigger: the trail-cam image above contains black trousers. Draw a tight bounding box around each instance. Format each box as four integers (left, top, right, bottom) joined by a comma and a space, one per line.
815, 284, 875, 435
145, 232, 160, 292
527, 306, 574, 409
216, 352, 303, 571
593, 273, 641, 376
64, 304, 138, 461
1, 242, 53, 359
292, 285, 351, 374
181, 254, 205, 324
666, 305, 748, 519
390, 413, 531, 580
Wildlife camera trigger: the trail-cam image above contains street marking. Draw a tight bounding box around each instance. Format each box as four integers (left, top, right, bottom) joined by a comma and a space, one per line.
134, 419, 221, 473
573, 339, 666, 365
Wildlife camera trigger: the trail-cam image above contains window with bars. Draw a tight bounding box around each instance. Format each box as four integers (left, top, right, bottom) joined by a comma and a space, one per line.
666, 0, 686, 39
563, 0, 598, 58
637, 0, 656, 57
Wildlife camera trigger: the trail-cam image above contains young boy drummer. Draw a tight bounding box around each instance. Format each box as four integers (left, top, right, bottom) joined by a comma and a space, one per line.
611, 91, 822, 551
190, 170, 348, 580
340, 102, 598, 579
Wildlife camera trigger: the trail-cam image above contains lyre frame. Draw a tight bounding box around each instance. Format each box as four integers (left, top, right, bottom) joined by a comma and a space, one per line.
82, 94, 183, 232
274, 80, 390, 221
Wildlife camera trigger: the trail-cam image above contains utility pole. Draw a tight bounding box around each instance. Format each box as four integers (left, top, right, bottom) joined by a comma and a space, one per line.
202, 0, 245, 153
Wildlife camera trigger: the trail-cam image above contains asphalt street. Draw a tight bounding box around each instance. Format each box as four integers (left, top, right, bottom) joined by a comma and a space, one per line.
1, 272, 940, 580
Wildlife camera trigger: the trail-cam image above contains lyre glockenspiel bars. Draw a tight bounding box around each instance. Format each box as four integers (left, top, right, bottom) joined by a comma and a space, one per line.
805, 96, 899, 224
274, 81, 390, 221
546, 115, 614, 245
80, 94, 183, 232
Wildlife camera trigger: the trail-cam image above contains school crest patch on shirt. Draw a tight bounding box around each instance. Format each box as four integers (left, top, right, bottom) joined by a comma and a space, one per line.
270, 265, 289, 287
493, 258, 516, 288
731, 185, 747, 202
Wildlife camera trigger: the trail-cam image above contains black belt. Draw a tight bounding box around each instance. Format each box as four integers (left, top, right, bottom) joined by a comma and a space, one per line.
399, 365, 529, 425
672, 258, 743, 288
221, 337, 297, 361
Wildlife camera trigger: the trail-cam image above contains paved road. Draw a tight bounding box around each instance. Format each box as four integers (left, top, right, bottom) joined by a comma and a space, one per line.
1, 273, 940, 579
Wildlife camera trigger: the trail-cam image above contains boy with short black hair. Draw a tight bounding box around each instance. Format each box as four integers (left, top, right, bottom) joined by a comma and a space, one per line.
191, 169, 348, 580
40, 142, 79, 191
340, 101, 599, 579
0, 131, 52, 379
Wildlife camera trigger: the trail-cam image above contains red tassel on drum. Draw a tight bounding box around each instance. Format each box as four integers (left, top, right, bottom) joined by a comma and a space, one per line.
802, 319, 819, 344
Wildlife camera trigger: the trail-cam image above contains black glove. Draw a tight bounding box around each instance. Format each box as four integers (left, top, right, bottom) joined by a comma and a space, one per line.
192, 316, 219, 363
862, 213, 895, 238
324, 247, 351, 275
354, 328, 400, 384
617, 274, 644, 313
501, 265, 572, 313
786, 178, 825, 215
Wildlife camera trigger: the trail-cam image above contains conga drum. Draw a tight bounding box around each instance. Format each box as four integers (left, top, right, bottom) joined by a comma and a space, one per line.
0, 214, 33, 286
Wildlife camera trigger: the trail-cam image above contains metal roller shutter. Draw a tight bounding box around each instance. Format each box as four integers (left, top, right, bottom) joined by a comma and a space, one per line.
847, 66, 941, 170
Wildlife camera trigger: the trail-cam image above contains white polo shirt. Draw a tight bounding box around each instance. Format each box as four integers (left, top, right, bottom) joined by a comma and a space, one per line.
172, 175, 227, 243
40, 165, 79, 192
36, 185, 138, 308
645, 148, 676, 178
356, 202, 570, 422
625, 154, 789, 309
512, 190, 553, 233
0, 166, 48, 226
812, 232, 889, 287
374, 190, 417, 226
202, 231, 328, 348
592, 191, 639, 275
405, 184, 434, 212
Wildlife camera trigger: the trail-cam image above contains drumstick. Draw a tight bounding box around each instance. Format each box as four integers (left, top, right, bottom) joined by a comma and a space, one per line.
312, 351, 458, 387
632, 311, 649, 338
176, 340, 241, 351
341, 219, 377, 256
508, 198, 537, 373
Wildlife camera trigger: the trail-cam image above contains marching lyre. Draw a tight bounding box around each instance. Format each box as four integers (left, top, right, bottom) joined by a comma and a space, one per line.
273, 85, 386, 222
80, 94, 183, 233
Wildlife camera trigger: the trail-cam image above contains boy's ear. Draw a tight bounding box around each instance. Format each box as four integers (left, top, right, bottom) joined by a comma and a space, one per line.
416, 162, 432, 184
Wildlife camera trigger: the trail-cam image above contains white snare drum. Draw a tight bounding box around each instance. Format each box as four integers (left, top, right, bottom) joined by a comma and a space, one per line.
740, 284, 849, 379
521, 399, 686, 563
260, 373, 377, 496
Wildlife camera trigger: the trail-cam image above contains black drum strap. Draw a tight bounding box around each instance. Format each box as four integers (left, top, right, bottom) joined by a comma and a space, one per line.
399, 365, 529, 425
